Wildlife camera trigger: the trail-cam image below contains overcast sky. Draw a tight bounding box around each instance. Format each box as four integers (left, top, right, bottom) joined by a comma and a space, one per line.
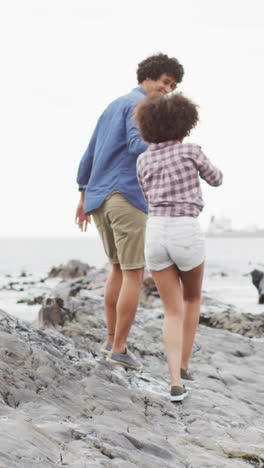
1, 0, 263, 237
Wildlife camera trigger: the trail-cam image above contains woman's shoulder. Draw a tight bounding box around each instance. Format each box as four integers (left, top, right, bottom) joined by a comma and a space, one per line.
179, 142, 201, 154
137, 149, 150, 164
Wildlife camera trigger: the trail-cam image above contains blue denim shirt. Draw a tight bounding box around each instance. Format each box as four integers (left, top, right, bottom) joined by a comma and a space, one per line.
77, 87, 148, 214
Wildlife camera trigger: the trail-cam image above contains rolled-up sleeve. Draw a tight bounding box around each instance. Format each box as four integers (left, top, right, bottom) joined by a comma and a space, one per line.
196, 147, 223, 186
76, 128, 97, 190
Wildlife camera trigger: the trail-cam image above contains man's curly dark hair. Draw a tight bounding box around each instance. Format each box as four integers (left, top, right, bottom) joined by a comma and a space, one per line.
137, 53, 184, 84
134, 93, 199, 143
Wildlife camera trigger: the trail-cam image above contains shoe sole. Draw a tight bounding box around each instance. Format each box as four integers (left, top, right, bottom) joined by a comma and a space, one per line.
100, 347, 111, 355
170, 391, 188, 402
106, 356, 142, 371
182, 379, 195, 387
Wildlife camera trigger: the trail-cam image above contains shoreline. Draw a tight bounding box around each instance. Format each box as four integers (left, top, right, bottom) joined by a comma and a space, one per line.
1, 257, 263, 322
1, 260, 263, 337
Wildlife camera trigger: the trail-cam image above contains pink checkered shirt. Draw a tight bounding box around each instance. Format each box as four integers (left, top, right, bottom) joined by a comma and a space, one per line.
136, 141, 223, 217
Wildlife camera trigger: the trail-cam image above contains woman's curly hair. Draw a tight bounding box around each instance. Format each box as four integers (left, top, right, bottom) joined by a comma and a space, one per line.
137, 53, 184, 84
134, 93, 199, 143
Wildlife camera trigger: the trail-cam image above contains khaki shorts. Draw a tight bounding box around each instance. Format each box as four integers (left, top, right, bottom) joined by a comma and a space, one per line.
92, 192, 147, 270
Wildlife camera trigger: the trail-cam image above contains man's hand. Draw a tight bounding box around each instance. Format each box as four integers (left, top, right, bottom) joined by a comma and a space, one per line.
75, 200, 91, 232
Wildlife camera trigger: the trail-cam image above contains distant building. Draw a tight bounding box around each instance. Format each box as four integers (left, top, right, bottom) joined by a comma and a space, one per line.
206, 216, 264, 237
207, 215, 232, 235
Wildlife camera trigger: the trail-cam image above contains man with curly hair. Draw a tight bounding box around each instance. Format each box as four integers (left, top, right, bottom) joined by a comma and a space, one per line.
75, 53, 184, 370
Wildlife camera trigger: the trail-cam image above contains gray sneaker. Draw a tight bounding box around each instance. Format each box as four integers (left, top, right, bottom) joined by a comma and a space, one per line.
106, 349, 142, 370
181, 368, 194, 381
100, 340, 112, 355
170, 385, 188, 402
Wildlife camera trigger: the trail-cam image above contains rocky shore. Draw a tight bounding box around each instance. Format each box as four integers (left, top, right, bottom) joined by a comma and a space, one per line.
0, 261, 264, 468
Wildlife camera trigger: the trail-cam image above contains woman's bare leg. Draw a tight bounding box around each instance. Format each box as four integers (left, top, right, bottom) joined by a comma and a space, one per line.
151, 265, 184, 386
179, 262, 204, 371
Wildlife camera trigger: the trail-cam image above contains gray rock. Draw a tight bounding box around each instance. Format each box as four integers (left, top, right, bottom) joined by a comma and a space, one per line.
1, 275, 264, 468
47, 271, 264, 338
251, 269, 264, 303
38, 296, 73, 327
17, 295, 44, 305
200, 310, 264, 338
48, 259, 95, 279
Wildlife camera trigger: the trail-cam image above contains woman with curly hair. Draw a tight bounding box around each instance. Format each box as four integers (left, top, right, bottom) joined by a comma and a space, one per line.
135, 94, 223, 401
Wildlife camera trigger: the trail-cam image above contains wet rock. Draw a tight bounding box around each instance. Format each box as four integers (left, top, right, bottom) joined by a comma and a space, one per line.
200, 295, 264, 338
38, 296, 73, 327
17, 295, 44, 306
208, 270, 228, 277
50, 267, 109, 301
250, 269, 264, 303
45, 270, 264, 338
142, 276, 159, 297
200, 307, 264, 338
48, 259, 94, 279
5, 281, 20, 290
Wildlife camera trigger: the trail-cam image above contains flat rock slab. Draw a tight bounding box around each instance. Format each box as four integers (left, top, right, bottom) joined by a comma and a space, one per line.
0, 298, 264, 468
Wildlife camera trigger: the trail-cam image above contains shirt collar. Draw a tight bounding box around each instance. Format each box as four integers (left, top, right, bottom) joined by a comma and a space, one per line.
133, 87, 147, 96
149, 140, 180, 150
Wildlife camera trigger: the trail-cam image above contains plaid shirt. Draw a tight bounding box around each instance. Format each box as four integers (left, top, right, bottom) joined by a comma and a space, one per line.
136, 141, 223, 217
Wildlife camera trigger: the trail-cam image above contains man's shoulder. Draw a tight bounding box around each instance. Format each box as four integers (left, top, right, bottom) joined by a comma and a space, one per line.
101, 88, 145, 120
114, 88, 146, 108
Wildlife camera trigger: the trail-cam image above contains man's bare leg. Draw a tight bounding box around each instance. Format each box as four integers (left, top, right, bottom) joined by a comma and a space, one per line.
151, 265, 184, 386
104, 263, 122, 344
180, 262, 204, 371
112, 268, 144, 353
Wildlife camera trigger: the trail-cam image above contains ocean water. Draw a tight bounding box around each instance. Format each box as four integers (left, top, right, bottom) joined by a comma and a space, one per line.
0, 237, 108, 276
0, 236, 263, 321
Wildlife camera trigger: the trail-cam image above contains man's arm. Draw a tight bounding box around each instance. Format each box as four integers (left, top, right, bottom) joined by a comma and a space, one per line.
75, 190, 91, 232
76, 124, 99, 189
75, 125, 98, 231
76, 139, 94, 190
125, 105, 148, 156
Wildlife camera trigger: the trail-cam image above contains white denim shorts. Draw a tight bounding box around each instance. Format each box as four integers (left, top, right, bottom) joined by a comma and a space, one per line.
145, 216, 205, 272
